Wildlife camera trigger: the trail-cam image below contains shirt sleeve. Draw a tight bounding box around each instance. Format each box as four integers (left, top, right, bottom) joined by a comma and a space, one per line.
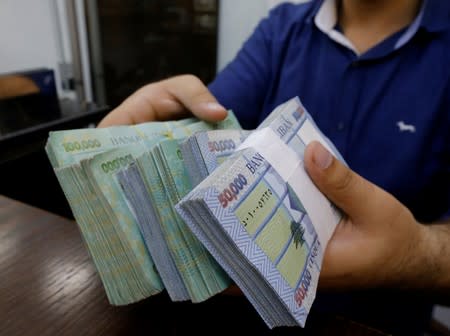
208, 5, 289, 129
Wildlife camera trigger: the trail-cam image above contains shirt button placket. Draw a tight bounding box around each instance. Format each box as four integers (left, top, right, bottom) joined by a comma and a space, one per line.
335, 57, 362, 155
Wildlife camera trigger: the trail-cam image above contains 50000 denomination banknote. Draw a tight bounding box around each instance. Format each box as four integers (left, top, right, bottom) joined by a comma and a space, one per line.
176, 97, 344, 328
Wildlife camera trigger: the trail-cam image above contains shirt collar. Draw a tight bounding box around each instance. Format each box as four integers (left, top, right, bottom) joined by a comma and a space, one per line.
309, 0, 449, 56
313, 0, 358, 54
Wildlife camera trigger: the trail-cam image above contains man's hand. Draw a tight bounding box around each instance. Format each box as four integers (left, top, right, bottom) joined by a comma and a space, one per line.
225, 141, 450, 296
97, 75, 227, 127
304, 141, 449, 291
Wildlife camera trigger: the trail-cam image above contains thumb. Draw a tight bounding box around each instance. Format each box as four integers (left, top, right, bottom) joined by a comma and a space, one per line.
304, 141, 377, 221
162, 75, 228, 122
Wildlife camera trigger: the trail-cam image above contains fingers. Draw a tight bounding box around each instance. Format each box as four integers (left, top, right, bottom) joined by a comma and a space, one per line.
304, 141, 378, 221
97, 86, 167, 127
162, 75, 228, 122
98, 75, 227, 128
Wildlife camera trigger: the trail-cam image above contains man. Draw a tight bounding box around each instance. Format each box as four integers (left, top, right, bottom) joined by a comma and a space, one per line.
99, 0, 449, 334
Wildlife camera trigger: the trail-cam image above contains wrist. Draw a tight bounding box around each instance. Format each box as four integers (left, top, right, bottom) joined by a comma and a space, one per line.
381, 211, 429, 289
417, 223, 450, 290
399, 220, 445, 290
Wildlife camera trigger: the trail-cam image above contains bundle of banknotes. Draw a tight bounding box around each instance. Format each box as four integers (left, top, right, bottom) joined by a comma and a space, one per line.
45, 113, 241, 305
176, 97, 344, 328
180, 129, 250, 187
46, 96, 344, 329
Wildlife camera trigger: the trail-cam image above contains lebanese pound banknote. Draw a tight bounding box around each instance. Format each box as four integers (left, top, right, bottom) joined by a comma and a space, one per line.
150, 139, 231, 301
117, 161, 191, 302
180, 129, 250, 187
45, 111, 242, 305
80, 144, 165, 304
46, 111, 240, 168
176, 97, 344, 328
46, 118, 195, 168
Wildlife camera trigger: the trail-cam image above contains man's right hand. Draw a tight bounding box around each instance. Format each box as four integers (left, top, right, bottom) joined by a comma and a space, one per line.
97, 74, 227, 128
304, 141, 450, 291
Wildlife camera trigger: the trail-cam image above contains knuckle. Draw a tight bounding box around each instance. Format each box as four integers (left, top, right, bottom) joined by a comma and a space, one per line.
333, 166, 355, 194
184, 79, 211, 100
176, 75, 210, 100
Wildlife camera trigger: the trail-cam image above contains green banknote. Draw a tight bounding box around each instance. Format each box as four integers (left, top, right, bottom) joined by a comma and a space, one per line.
151, 139, 231, 301
46, 111, 241, 305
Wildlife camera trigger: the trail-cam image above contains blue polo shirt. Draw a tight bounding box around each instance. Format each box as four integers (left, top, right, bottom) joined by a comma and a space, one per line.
209, 0, 450, 334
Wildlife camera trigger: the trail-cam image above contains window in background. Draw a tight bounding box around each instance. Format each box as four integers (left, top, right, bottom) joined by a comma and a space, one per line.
87, 0, 219, 109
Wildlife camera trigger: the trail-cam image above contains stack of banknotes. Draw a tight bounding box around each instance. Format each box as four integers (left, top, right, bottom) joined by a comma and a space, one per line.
176, 97, 344, 328
180, 129, 250, 187
116, 137, 232, 302
45, 113, 241, 305
46, 96, 344, 329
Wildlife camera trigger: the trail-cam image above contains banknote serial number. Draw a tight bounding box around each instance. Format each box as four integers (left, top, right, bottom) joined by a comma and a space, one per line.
217, 173, 247, 208
208, 139, 236, 152
62, 139, 101, 152
241, 188, 273, 227
101, 154, 133, 174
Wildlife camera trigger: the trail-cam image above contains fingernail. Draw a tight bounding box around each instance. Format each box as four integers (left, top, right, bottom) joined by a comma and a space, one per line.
201, 102, 226, 112
312, 142, 333, 170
